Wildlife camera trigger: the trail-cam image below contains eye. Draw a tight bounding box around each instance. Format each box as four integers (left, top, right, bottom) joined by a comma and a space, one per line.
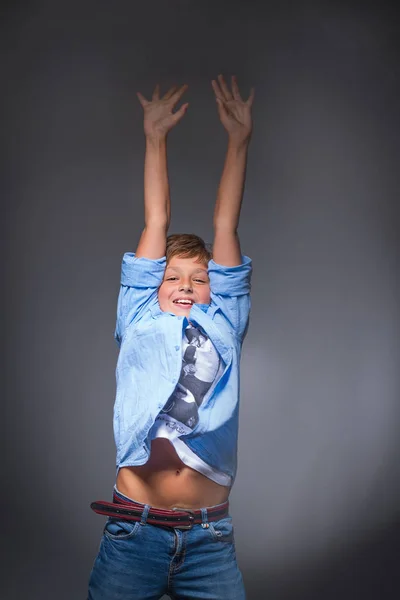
166, 277, 177, 281
194, 279, 207, 283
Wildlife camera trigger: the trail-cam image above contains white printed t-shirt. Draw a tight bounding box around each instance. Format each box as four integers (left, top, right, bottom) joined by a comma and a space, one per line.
149, 323, 231, 486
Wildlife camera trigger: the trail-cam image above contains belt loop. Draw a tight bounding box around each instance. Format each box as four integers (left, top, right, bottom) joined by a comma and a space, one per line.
140, 504, 151, 526
200, 507, 209, 529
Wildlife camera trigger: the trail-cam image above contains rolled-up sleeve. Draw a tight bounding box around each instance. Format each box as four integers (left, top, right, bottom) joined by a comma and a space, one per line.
114, 253, 166, 347
208, 255, 252, 340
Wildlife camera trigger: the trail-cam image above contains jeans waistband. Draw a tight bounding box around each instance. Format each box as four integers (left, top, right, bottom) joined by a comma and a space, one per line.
90, 486, 230, 529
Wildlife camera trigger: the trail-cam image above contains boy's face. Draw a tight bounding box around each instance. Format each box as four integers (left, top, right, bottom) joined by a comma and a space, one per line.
158, 255, 211, 316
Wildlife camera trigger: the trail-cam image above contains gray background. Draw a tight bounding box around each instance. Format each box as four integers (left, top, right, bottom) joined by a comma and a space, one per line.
3, 1, 400, 599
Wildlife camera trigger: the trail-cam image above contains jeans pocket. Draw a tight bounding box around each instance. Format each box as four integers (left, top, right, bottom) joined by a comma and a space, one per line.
103, 518, 141, 541
208, 516, 235, 543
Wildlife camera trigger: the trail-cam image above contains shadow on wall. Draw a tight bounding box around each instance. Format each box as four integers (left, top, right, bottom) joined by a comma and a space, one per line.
245, 516, 400, 600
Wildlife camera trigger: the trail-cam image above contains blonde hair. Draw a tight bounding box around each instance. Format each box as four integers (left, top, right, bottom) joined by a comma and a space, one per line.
166, 233, 212, 266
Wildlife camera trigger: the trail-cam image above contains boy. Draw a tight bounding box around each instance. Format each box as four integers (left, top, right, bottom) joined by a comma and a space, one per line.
88, 74, 254, 600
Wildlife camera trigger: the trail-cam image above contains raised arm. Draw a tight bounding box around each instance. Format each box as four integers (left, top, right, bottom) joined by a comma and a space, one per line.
211, 74, 255, 266
135, 83, 189, 259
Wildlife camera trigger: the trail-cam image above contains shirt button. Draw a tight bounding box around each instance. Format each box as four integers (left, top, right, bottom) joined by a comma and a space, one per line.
175, 345, 180, 351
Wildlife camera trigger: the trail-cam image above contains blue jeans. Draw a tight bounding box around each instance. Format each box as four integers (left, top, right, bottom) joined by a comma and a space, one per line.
87, 488, 246, 600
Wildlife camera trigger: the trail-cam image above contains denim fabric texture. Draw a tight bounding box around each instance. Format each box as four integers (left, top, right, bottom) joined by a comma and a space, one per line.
113, 252, 252, 483
87, 488, 246, 600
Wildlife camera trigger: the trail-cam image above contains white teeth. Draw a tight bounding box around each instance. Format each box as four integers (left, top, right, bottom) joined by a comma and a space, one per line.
174, 300, 192, 305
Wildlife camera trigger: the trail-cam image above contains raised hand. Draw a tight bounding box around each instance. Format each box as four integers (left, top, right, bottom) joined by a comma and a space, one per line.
137, 83, 189, 140
211, 74, 255, 144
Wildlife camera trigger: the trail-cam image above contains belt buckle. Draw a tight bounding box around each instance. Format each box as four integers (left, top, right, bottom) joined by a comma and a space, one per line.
172, 507, 195, 530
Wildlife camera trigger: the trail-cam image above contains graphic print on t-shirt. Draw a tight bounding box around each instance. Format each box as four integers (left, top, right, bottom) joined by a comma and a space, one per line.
156, 324, 220, 436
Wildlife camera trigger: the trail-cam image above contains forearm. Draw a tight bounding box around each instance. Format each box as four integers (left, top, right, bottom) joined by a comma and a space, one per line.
213, 138, 250, 232
144, 135, 170, 227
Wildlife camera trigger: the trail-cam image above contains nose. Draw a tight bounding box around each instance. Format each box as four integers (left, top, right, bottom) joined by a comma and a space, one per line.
179, 282, 193, 292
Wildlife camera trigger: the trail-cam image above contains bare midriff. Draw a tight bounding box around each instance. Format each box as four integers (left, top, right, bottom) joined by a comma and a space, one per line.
116, 438, 231, 510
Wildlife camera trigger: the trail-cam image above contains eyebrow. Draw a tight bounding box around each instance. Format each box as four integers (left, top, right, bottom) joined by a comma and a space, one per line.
165, 267, 208, 274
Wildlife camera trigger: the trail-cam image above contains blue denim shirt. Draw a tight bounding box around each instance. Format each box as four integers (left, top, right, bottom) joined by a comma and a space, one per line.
113, 252, 252, 484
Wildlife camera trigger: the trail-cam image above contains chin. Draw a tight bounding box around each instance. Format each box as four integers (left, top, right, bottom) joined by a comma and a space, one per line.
171, 306, 192, 315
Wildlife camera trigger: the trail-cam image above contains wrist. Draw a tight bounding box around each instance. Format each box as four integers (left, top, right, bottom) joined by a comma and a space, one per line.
227, 135, 251, 151
145, 133, 168, 147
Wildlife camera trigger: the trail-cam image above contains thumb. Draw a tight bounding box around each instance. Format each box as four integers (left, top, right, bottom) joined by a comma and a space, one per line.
173, 103, 189, 124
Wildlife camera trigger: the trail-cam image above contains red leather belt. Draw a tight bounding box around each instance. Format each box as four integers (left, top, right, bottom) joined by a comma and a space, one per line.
90, 492, 229, 530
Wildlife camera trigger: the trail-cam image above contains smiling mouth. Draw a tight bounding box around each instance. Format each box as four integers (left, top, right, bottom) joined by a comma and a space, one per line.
173, 300, 194, 308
